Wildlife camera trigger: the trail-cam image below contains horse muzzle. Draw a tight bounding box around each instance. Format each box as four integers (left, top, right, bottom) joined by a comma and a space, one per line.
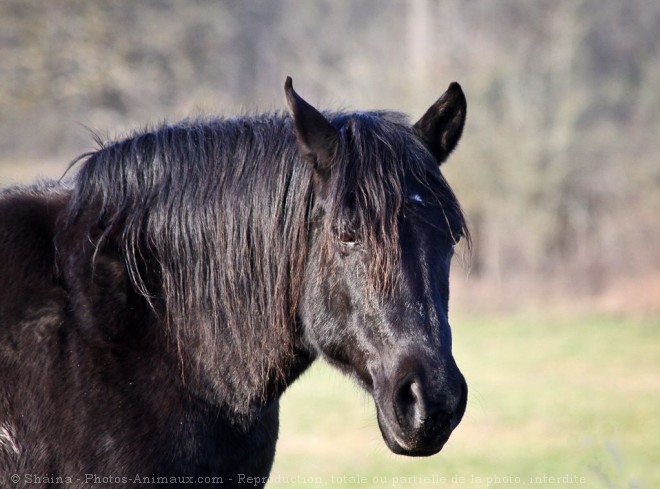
373, 357, 468, 456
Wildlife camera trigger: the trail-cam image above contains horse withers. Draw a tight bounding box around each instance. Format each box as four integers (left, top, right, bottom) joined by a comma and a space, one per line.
0, 78, 469, 487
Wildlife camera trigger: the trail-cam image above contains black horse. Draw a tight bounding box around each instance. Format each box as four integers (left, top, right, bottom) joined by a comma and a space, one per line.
0, 78, 469, 488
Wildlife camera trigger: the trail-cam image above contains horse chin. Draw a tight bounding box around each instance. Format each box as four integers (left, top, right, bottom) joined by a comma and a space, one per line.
385, 437, 446, 457
375, 408, 452, 457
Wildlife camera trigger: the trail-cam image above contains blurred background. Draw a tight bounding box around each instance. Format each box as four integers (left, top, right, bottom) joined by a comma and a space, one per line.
1, 0, 658, 487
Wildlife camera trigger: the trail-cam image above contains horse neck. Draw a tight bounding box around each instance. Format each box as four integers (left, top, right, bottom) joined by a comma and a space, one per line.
177, 315, 316, 420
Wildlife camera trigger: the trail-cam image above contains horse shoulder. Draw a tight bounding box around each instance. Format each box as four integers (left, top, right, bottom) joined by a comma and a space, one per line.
0, 186, 70, 468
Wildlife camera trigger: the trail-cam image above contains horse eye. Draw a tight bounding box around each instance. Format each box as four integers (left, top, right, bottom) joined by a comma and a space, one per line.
338, 230, 358, 246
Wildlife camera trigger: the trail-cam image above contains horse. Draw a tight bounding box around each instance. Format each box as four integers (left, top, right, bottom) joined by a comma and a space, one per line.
0, 77, 469, 488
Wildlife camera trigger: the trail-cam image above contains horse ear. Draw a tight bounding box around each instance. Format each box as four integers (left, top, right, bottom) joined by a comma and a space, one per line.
285, 76, 339, 175
413, 82, 467, 165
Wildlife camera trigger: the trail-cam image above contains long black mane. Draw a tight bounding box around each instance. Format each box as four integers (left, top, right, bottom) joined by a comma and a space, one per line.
64, 111, 468, 402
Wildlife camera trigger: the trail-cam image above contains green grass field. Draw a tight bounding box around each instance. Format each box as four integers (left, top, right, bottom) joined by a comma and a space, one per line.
268, 313, 659, 489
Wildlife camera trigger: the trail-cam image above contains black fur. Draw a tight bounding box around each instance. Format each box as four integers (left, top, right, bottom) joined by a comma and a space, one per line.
0, 80, 469, 488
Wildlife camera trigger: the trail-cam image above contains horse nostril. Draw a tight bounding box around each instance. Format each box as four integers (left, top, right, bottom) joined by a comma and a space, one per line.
394, 377, 425, 430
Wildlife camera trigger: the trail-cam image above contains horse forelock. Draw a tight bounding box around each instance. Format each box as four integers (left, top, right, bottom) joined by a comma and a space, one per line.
321, 111, 469, 295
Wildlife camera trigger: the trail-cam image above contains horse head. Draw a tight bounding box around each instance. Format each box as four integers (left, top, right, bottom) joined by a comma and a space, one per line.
286, 78, 468, 456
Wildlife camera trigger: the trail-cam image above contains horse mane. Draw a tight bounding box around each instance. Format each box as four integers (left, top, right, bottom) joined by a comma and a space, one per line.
64, 110, 468, 402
